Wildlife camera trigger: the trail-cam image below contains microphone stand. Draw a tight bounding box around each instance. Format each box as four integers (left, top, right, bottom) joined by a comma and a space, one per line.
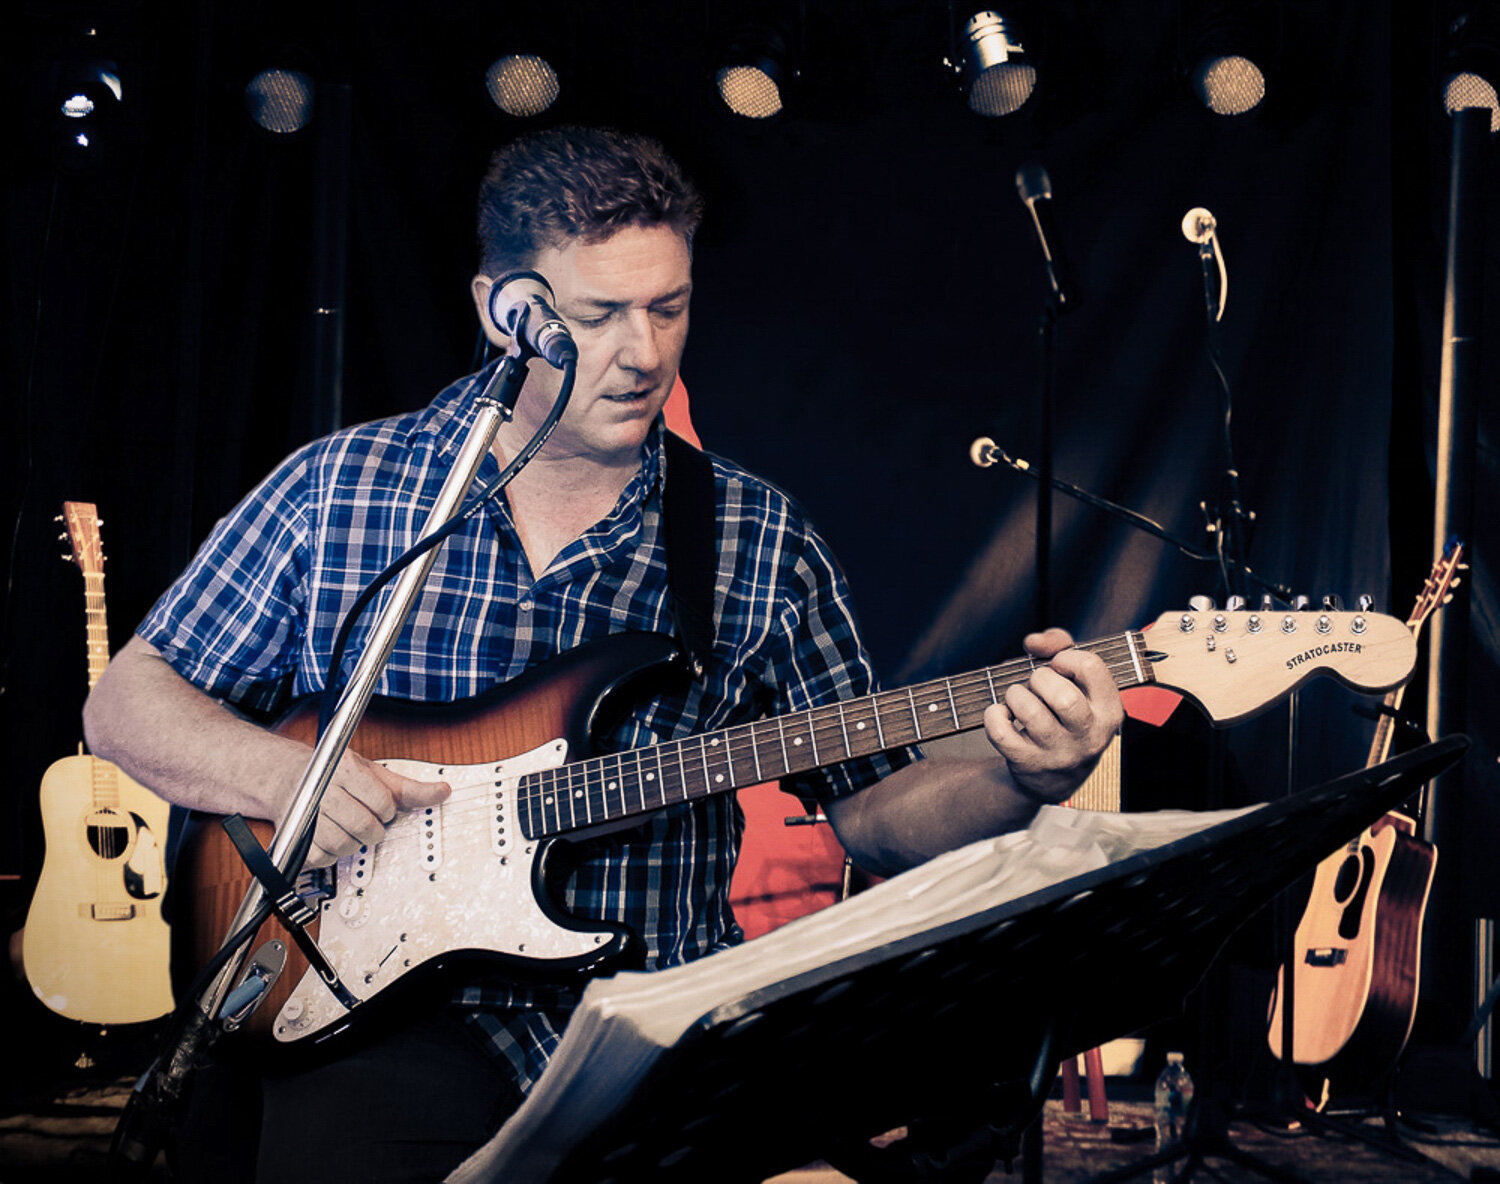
110, 344, 545, 1180
970, 439, 1293, 604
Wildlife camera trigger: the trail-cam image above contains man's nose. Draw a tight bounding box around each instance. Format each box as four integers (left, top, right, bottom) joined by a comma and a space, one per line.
616, 310, 662, 373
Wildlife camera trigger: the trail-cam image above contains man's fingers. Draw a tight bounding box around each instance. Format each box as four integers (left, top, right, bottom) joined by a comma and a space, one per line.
390, 774, 452, 810
369, 760, 452, 811
1022, 627, 1075, 660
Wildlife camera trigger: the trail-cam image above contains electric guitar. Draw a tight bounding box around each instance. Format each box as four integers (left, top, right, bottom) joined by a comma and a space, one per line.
175, 606, 1418, 1058
22, 503, 174, 1025
1266, 548, 1460, 1086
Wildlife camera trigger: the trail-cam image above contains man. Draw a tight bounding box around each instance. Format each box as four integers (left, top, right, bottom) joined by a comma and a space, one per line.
84, 126, 1122, 1182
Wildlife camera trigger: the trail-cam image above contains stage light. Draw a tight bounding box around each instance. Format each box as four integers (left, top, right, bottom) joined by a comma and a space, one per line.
1181, 1, 1271, 116
245, 67, 316, 135
958, 10, 1036, 117
484, 53, 561, 118
715, 26, 794, 120
1443, 4, 1500, 132
42, 53, 132, 172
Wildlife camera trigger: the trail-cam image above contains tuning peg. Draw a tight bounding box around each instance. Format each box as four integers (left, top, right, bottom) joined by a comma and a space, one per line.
57, 532, 69, 542
1291, 594, 1312, 611
1260, 594, 1275, 612
1189, 595, 1215, 612
1322, 594, 1343, 611
1225, 595, 1247, 611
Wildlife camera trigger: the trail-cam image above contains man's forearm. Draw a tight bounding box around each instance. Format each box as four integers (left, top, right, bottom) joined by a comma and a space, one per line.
82, 635, 306, 822
825, 756, 1049, 878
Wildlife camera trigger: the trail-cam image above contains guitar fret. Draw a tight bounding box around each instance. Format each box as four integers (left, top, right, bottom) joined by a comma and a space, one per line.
906, 688, 921, 740
944, 680, 960, 728
776, 718, 791, 778
835, 701, 853, 760
748, 724, 764, 783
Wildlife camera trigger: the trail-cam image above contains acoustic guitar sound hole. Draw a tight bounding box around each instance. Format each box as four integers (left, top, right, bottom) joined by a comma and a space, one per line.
86, 807, 134, 861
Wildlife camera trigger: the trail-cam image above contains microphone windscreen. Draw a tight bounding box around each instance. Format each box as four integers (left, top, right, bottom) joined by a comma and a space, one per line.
1015, 163, 1052, 203
1181, 207, 1217, 244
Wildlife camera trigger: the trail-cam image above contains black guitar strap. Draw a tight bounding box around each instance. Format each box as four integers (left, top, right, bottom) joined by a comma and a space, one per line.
661, 430, 720, 681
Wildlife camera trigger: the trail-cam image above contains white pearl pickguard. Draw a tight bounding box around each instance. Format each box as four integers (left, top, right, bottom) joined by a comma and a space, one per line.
273, 737, 613, 1044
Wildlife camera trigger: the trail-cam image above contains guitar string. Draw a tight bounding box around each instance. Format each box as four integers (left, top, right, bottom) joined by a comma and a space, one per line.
362, 642, 1150, 844
362, 644, 1152, 849
340, 641, 1153, 866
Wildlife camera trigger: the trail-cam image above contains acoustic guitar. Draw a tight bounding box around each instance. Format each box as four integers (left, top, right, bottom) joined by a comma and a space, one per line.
1266, 546, 1462, 1086
171, 605, 1418, 1062
21, 502, 174, 1025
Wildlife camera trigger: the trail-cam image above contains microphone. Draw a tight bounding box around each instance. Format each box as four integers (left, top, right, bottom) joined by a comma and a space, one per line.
1015, 164, 1076, 310
1181, 206, 1217, 247
487, 270, 578, 368
1181, 207, 1227, 322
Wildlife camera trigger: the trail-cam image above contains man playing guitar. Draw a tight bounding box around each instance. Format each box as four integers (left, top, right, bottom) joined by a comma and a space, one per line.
84, 126, 1122, 1182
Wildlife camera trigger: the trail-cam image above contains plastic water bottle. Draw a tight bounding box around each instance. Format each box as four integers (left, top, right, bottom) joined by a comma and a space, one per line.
1152, 1051, 1194, 1184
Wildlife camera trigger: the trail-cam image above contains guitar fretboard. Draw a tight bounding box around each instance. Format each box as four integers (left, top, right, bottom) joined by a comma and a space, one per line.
84, 570, 109, 690
515, 630, 1153, 841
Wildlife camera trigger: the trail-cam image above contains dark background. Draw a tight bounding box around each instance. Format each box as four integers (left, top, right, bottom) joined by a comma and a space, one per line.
3, 0, 1498, 1122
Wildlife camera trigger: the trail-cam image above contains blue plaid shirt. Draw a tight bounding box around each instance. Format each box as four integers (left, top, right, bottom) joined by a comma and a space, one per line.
141, 365, 912, 1092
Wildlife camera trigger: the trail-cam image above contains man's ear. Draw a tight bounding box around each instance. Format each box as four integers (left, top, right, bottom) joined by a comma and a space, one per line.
470, 274, 512, 349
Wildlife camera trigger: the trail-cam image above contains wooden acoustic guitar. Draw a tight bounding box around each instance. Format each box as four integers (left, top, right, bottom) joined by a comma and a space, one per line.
21, 502, 174, 1025
171, 605, 1419, 1062
1267, 545, 1462, 1086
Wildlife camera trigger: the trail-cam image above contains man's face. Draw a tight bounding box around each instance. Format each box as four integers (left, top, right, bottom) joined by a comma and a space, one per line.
472, 223, 692, 466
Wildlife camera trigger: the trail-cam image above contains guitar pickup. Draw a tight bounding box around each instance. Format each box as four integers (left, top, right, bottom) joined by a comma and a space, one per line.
1304, 947, 1348, 967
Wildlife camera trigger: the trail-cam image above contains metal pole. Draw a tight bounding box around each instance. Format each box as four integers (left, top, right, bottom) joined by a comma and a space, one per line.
1426, 104, 1485, 1062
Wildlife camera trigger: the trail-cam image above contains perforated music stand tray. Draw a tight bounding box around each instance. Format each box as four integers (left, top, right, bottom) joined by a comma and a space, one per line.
448, 737, 1467, 1184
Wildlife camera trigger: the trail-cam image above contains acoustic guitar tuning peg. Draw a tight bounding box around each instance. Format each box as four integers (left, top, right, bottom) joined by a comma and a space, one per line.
57, 532, 69, 542
1188, 595, 1215, 612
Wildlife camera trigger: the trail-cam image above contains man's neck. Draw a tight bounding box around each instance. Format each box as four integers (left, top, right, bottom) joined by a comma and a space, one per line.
492, 433, 648, 578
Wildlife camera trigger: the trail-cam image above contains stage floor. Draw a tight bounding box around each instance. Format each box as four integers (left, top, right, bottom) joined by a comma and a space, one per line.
3, 1084, 1496, 1182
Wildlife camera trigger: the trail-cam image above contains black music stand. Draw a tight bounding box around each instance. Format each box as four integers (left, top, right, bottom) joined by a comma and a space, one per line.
449, 738, 1467, 1184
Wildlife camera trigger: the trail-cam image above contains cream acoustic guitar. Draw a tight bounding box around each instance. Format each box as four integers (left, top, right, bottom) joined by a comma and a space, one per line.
21, 502, 174, 1025
171, 604, 1419, 1061
1267, 545, 1462, 1088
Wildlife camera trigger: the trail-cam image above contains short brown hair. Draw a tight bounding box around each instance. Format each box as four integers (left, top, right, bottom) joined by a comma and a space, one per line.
476, 126, 704, 276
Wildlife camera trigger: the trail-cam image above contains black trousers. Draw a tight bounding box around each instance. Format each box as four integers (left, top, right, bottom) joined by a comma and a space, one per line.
171, 1011, 524, 1183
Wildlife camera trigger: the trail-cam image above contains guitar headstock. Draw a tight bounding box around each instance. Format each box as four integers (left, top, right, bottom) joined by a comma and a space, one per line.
1409, 540, 1466, 629
60, 501, 104, 577
1145, 608, 1417, 725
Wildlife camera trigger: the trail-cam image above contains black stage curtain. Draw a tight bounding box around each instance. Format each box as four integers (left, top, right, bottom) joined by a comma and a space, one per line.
3, 0, 1497, 1082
